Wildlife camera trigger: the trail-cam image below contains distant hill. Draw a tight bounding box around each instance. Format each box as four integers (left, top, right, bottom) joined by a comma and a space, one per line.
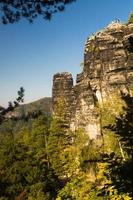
5, 97, 52, 118
24, 97, 52, 114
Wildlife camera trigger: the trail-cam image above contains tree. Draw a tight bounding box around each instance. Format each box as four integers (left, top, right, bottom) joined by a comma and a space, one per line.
16, 87, 25, 104
96, 94, 133, 199
107, 94, 133, 197
0, 0, 76, 24
0, 113, 61, 200
128, 12, 133, 24
47, 98, 89, 181
0, 87, 25, 125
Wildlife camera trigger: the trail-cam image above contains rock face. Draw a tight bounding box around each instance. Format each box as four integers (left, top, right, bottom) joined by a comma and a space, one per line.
52, 21, 133, 140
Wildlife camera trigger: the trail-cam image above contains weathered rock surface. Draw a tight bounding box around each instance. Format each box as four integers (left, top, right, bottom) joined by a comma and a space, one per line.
52, 21, 133, 140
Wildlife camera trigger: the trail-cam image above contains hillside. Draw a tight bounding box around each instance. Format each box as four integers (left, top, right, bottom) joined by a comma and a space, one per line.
4, 97, 52, 119
17, 97, 52, 115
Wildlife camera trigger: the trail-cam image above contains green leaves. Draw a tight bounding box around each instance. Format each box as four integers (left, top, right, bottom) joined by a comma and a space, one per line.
0, 113, 60, 200
1, 92, 133, 199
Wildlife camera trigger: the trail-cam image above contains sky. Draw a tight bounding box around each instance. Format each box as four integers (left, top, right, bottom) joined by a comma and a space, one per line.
0, 0, 133, 107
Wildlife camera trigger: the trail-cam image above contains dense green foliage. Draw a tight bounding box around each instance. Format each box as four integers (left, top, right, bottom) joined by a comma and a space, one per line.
0, 100, 89, 199
0, 114, 61, 200
0, 91, 133, 199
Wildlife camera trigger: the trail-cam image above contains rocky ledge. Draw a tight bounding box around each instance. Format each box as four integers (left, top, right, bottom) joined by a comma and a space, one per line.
52, 21, 133, 140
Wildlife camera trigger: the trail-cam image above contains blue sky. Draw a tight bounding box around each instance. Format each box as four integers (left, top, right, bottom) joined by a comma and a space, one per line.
0, 0, 133, 107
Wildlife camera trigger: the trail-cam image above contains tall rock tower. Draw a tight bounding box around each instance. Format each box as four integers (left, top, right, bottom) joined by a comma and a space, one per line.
52, 21, 133, 140
52, 72, 74, 123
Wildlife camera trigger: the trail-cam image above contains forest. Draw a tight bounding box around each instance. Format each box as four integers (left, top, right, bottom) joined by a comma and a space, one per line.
0, 87, 133, 200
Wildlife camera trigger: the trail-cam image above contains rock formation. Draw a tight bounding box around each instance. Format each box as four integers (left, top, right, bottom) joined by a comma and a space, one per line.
52, 21, 133, 140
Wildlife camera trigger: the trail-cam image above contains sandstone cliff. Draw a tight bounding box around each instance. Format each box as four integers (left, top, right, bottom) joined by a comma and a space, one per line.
52, 21, 133, 141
